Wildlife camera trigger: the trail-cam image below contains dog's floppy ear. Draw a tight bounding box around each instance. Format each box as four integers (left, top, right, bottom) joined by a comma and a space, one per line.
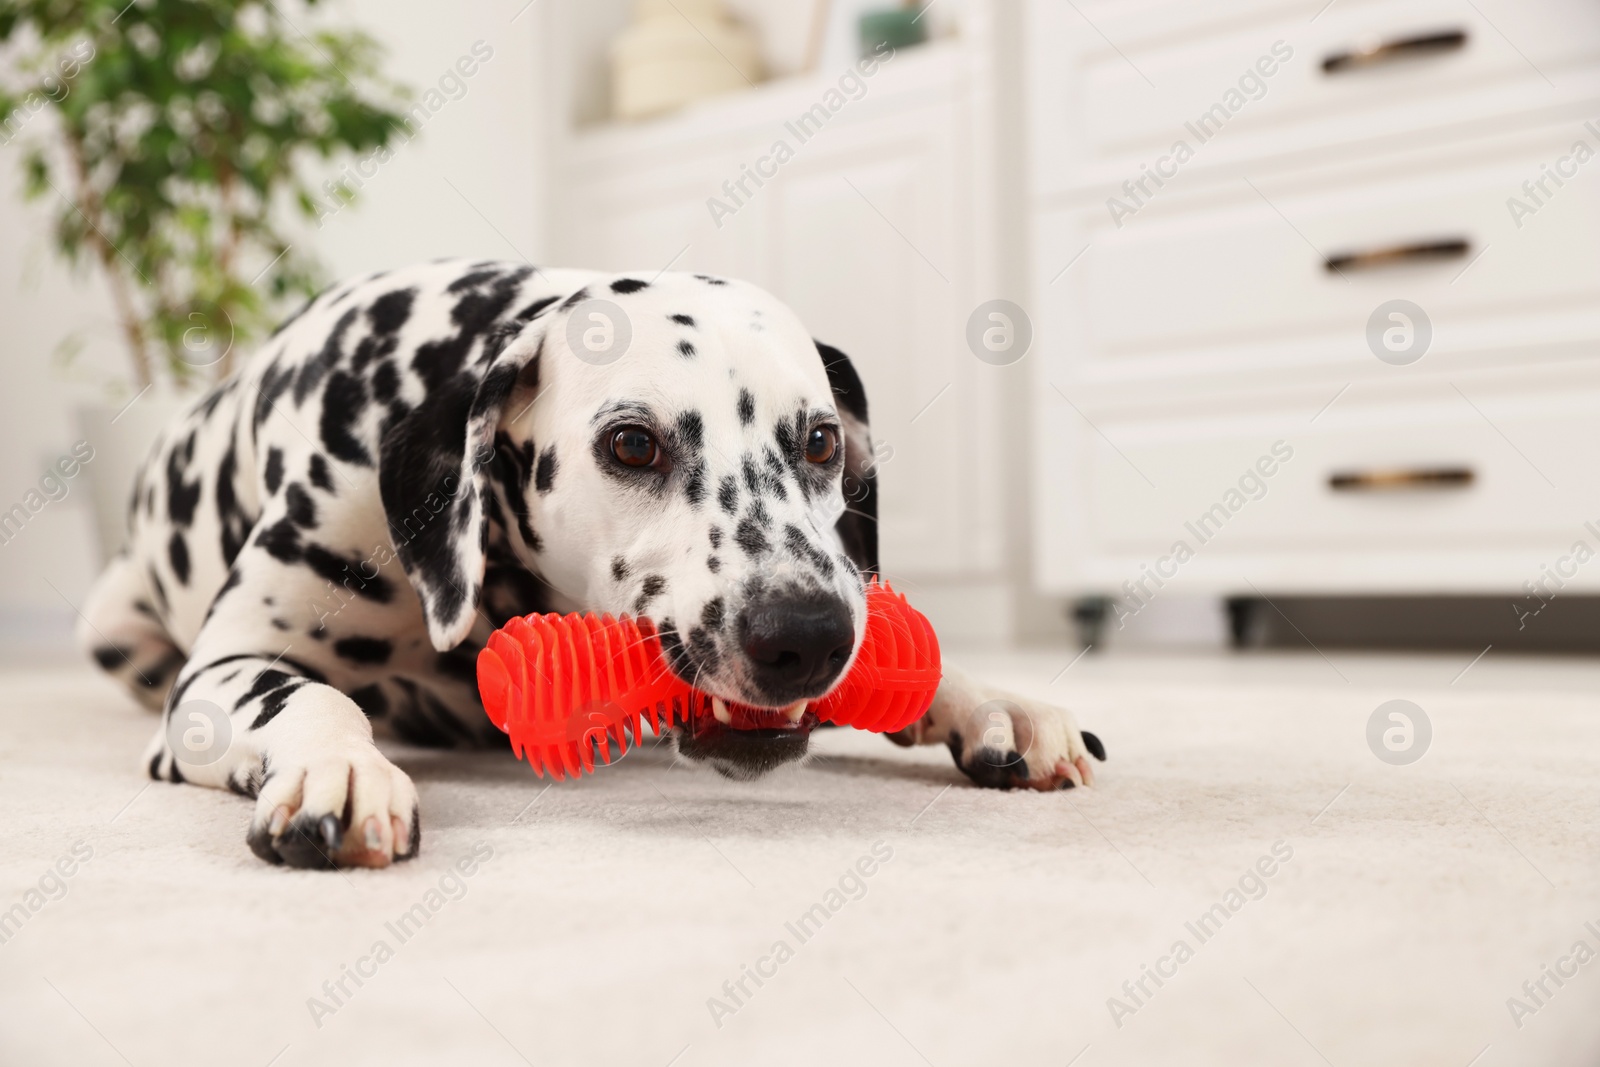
379, 316, 546, 651
816, 341, 879, 577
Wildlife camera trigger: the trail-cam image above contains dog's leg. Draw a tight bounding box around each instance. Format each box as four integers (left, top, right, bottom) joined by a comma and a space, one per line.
150, 543, 421, 869
886, 665, 1106, 790
77, 553, 186, 711
154, 644, 420, 868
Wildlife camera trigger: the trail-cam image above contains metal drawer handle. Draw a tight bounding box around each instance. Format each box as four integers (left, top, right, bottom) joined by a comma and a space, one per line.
1324, 238, 1470, 274
1322, 29, 1468, 74
1328, 467, 1475, 492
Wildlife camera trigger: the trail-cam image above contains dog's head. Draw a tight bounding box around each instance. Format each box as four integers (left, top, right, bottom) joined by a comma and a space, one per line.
383, 269, 879, 780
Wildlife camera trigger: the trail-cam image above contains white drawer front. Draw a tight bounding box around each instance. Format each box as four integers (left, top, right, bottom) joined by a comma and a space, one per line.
1080, 383, 1600, 560
1074, 127, 1600, 360
1029, 0, 1600, 196
1097, 1, 1597, 160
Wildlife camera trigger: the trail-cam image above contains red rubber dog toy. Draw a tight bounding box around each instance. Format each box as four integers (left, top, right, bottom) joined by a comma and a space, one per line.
476, 580, 940, 779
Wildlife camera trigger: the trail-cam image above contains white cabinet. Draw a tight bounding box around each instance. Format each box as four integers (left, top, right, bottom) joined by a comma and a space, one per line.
1026, 0, 1600, 602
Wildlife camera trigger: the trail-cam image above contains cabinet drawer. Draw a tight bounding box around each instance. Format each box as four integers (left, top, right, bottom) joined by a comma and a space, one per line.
1073, 127, 1600, 360
1030, 0, 1600, 195
1080, 384, 1600, 562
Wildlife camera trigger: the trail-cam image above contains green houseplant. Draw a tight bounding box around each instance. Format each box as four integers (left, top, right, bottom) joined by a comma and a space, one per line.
0, 0, 413, 390
1, 0, 413, 559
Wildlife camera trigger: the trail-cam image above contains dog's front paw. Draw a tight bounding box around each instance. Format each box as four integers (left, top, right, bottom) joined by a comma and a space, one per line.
246, 744, 419, 869
946, 694, 1106, 791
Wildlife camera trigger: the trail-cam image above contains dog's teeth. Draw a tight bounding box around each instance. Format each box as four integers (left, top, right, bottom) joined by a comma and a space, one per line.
711, 697, 732, 724
785, 701, 807, 722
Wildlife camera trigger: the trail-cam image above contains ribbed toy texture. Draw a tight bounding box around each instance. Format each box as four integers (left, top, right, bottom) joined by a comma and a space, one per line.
476, 580, 941, 780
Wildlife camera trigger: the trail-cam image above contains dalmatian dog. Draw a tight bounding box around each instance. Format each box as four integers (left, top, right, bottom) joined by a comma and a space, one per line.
77, 259, 1106, 869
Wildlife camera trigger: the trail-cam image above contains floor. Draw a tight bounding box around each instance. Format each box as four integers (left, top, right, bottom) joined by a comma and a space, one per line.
1, 647, 1597, 1067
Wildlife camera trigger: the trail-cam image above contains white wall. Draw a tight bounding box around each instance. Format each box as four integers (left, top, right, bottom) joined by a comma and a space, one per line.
0, 1, 550, 646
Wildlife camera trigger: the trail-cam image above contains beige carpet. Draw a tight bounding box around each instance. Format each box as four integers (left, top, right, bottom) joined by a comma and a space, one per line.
1, 648, 1597, 1067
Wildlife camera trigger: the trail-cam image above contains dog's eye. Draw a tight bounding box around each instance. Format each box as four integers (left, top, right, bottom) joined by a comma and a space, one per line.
805, 425, 839, 464
611, 427, 660, 468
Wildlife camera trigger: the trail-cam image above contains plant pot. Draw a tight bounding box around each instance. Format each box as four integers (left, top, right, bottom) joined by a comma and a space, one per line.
75, 392, 188, 565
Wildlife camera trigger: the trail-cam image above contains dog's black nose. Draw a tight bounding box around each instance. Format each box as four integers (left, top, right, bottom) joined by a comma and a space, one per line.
742, 595, 855, 700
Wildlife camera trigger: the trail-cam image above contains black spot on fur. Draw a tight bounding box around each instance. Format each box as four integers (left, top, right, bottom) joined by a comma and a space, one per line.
334, 636, 393, 665
308, 454, 335, 493
685, 626, 720, 675
264, 448, 285, 495
321, 371, 372, 465
411, 271, 524, 390
610, 278, 648, 294
737, 389, 755, 426
350, 684, 389, 718
367, 288, 415, 335
717, 476, 738, 515
701, 597, 725, 631
694, 274, 726, 286
253, 362, 293, 437
683, 461, 707, 507
295, 305, 360, 405
517, 296, 558, 321
560, 286, 589, 310
303, 544, 393, 603
167, 532, 190, 585
448, 268, 501, 293
165, 436, 202, 526
255, 517, 301, 563
761, 449, 790, 500
215, 441, 250, 566
534, 446, 557, 494
285, 483, 317, 527
785, 524, 834, 576
735, 518, 769, 557
708, 526, 722, 548
235, 669, 293, 711
670, 314, 695, 327
371, 360, 400, 404
250, 682, 306, 731
611, 556, 629, 582
676, 411, 704, 451
677, 340, 696, 358
707, 555, 721, 573
635, 574, 666, 614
